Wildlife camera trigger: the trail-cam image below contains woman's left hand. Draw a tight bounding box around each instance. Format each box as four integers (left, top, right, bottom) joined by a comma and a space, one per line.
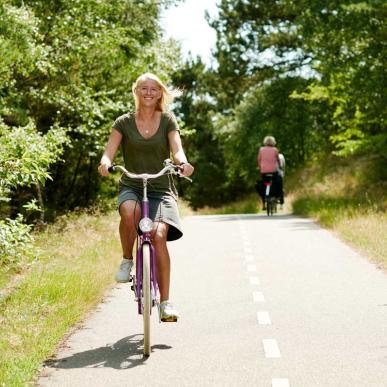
179, 162, 194, 177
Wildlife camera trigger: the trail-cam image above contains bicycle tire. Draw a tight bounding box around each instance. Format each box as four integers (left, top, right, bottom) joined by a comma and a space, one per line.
142, 243, 151, 356
266, 196, 272, 216
266, 197, 276, 216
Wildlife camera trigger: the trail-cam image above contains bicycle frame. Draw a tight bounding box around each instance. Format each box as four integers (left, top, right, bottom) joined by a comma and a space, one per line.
135, 178, 158, 315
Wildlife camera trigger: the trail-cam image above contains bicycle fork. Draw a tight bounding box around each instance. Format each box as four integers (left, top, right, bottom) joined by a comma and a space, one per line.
133, 237, 159, 315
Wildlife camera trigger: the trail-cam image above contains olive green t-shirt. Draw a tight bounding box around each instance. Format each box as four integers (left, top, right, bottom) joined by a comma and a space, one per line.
112, 111, 179, 194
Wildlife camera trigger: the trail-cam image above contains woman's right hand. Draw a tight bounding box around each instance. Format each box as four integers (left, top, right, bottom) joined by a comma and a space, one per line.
98, 161, 111, 177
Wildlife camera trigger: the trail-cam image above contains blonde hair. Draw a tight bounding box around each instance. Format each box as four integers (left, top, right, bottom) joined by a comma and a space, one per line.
263, 136, 276, 146
132, 72, 182, 112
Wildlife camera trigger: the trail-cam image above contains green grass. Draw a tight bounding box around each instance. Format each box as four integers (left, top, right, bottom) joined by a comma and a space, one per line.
0, 199, 193, 386
288, 155, 387, 271
291, 195, 375, 227
196, 193, 261, 215
0, 210, 122, 386
336, 212, 387, 271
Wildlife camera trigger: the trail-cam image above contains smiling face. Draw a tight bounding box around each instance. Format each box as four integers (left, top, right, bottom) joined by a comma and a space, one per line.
135, 79, 162, 110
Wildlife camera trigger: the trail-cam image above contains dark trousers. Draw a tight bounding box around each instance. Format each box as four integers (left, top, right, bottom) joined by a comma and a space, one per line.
257, 172, 284, 204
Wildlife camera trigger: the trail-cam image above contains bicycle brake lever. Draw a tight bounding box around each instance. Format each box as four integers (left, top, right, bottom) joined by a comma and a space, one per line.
181, 175, 193, 183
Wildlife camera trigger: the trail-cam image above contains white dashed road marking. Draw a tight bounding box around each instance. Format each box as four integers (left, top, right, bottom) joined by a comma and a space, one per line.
257, 311, 271, 325
249, 276, 260, 285
239, 220, 289, 385
263, 339, 281, 358
272, 378, 290, 387
253, 291, 265, 303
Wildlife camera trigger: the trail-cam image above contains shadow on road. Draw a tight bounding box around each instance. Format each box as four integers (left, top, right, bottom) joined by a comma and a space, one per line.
43, 334, 172, 370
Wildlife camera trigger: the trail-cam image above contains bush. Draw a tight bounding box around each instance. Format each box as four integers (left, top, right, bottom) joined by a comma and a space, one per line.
0, 214, 35, 268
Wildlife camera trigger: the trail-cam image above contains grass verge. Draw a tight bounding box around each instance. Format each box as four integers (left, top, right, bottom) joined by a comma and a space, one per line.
195, 193, 261, 215
0, 210, 122, 387
288, 155, 387, 271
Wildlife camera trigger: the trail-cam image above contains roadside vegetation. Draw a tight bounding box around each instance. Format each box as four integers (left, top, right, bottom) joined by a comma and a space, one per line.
0, 198, 194, 386
0, 209, 121, 386
289, 156, 387, 271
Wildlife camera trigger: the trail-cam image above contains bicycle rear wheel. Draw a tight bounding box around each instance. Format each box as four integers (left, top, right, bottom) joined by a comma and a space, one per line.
142, 243, 151, 356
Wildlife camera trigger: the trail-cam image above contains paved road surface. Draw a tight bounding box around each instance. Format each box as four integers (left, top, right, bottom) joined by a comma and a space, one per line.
38, 214, 387, 387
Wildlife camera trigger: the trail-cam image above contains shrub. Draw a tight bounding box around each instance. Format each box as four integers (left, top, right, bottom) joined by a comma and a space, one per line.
0, 214, 35, 268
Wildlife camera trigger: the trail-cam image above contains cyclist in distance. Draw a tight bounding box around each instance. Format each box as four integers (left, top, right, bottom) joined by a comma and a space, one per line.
257, 136, 282, 210
98, 72, 194, 322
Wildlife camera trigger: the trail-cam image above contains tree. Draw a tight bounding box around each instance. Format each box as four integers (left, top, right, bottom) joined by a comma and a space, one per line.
171, 58, 229, 208
209, 0, 386, 156
0, 0, 183, 216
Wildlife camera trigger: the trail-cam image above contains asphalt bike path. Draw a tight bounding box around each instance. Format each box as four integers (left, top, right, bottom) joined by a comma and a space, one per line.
38, 214, 387, 387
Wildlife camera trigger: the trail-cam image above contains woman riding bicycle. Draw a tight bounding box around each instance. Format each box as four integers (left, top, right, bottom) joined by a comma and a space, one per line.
257, 136, 283, 210
98, 72, 194, 322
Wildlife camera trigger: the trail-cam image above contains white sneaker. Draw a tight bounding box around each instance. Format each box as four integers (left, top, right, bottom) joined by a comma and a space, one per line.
115, 258, 134, 283
159, 301, 179, 322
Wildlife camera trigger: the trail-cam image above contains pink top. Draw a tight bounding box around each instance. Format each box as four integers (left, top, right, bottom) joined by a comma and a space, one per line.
258, 146, 279, 173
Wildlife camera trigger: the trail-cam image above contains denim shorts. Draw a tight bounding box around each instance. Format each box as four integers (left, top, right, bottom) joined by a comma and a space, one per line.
118, 185, 183, 241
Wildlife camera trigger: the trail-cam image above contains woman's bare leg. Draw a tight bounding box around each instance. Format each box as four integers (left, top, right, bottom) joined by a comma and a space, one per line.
119, 200, 141, 258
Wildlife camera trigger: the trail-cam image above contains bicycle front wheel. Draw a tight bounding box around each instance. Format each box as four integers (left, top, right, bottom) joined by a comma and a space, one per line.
142, 243, 151, 356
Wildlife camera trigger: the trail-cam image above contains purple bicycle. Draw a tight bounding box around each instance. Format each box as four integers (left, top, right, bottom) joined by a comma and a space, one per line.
108, 159, 190, 356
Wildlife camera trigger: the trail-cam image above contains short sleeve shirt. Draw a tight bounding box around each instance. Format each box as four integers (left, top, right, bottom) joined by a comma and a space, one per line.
258, 146, 279, 173
112, 111, 179, 194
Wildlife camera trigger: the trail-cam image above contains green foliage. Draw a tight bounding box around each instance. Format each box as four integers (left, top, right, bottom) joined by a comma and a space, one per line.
0, 119, 66, 268
0, 214, 34, 267
0, 119, 67, 192
172, 58, 229, 208
0, 0, 182, 216
0, 0, 182, 268
296, 1, 387, 156
172, 0, 386, 209
216, 77, 321, 190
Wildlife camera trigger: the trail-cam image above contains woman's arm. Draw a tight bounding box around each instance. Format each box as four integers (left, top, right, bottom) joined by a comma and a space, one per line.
257, 148, 262, 170
275, 148, 280, 165
168, 130, 194, 177
98, 128, 122, 176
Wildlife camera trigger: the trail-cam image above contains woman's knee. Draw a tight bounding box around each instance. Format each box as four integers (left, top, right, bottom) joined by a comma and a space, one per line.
153, 223, 169, 245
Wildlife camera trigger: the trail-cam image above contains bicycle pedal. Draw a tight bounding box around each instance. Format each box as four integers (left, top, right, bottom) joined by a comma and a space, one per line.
161, 317, 178, 323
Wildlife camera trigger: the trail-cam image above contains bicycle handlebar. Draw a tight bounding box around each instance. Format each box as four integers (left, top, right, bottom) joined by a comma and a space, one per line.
108, 159, 192, 182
